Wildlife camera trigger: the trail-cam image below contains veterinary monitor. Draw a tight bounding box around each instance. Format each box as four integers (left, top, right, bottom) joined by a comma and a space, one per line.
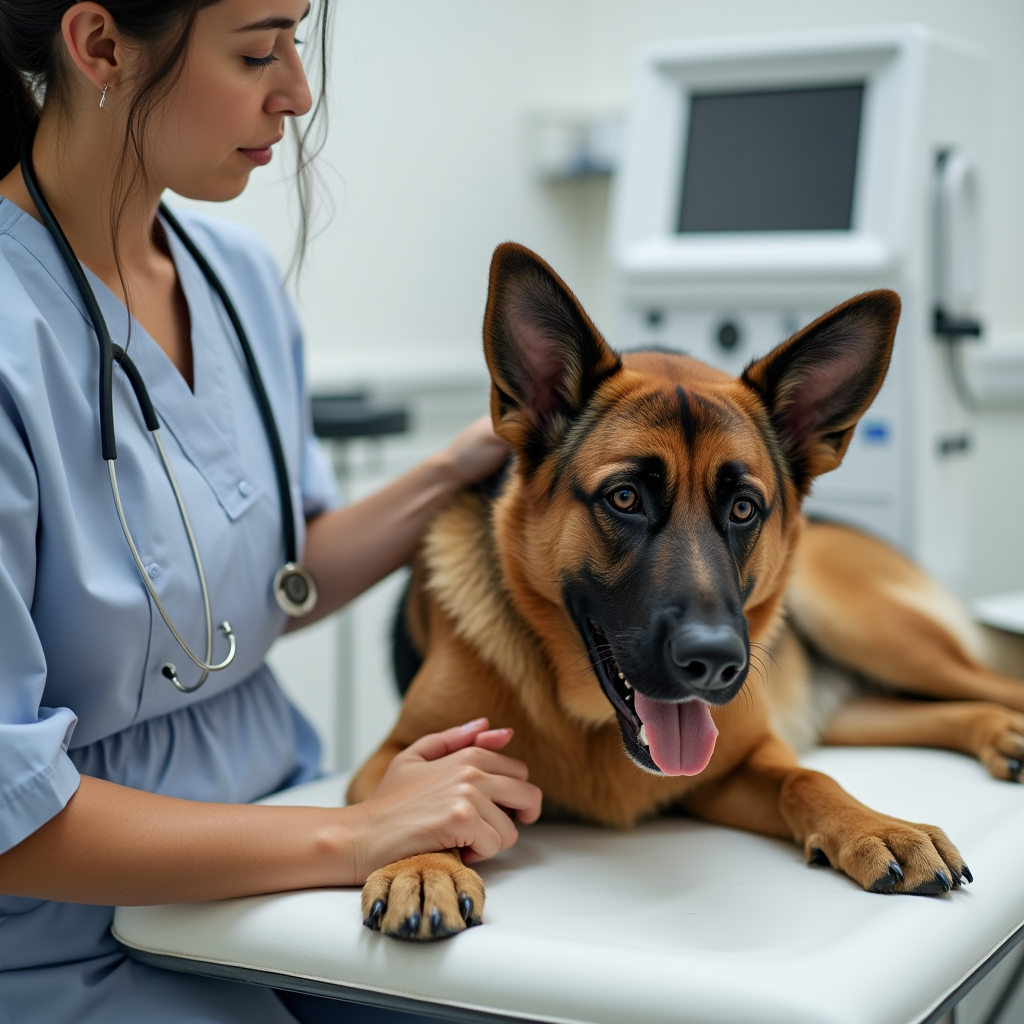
611, 26, 989, 592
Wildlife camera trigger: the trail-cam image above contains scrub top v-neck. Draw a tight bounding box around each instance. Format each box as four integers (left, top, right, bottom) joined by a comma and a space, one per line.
0, 196, 339, 1024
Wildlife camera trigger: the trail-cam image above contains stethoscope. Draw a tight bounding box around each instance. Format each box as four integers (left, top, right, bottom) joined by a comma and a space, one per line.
20, 129, 319, 694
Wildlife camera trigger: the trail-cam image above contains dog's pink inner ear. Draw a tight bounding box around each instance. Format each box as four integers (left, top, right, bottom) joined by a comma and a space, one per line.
512, 319, 571, 419
779, 346, 867, 449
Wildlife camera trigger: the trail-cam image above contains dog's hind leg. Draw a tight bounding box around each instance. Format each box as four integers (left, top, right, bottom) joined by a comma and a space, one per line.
821, 696, 1024, 781
788, 521, 1024, 712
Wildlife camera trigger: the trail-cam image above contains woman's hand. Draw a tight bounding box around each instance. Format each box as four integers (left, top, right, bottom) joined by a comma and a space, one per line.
436, 416, 510, 487
352, 718, 542, 879
295, 416, 510, 627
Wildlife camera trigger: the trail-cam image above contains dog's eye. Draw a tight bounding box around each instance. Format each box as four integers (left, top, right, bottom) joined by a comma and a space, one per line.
730, 499, 756, 523
609, 487, 641, 513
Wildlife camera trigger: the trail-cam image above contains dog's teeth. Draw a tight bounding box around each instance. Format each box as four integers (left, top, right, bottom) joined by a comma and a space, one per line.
617, 671, 625, 680
624, 679, 632, 689
638, 724, 649, 747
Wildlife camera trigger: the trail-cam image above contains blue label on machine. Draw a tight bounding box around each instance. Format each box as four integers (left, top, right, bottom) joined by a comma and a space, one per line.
862, 421, 890, 444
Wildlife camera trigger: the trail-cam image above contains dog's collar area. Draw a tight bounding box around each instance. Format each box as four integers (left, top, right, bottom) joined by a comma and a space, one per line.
585, 619, 661, 771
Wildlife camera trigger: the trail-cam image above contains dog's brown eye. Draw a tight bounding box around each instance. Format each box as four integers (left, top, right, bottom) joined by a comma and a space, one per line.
610, 487, 640, 513
730, 499, 755, 523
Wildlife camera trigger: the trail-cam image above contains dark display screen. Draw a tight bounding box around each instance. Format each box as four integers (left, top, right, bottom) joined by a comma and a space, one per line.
677, 84, 864, 233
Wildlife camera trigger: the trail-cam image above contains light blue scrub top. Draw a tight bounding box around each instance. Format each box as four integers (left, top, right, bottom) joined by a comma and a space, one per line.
0, 197, 339, 1024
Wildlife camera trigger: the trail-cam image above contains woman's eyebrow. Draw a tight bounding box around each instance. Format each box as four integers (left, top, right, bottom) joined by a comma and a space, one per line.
235, 5, 311, 31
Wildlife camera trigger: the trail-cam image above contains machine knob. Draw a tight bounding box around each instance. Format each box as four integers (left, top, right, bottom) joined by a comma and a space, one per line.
716, 321, 740, 351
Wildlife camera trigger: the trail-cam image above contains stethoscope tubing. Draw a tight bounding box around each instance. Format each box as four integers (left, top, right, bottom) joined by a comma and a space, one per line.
18, 125, 309, 690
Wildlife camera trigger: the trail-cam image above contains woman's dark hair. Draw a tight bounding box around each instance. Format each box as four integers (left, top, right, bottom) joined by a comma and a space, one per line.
0, 1, 331, 278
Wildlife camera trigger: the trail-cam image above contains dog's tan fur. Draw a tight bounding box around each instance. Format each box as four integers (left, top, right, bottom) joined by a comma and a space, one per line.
349, 244, 1023, 940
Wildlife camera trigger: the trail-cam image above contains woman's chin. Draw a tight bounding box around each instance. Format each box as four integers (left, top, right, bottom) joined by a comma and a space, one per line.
165, 169, 253, 204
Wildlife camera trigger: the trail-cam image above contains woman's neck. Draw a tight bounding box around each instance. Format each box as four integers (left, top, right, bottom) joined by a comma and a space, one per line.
0, 108, 165, 284
0, 106, 194, 387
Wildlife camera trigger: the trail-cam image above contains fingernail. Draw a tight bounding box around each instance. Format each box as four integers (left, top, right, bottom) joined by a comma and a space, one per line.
461, 718, 488, 731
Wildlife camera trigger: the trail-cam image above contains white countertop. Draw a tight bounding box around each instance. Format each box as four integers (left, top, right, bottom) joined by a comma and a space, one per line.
113, 747, 1024, 1024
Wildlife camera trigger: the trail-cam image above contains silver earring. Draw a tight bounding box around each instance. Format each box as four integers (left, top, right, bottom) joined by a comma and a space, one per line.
99, 84, 108, 109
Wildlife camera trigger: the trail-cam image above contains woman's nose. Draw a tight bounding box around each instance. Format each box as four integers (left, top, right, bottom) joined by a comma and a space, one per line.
266, 52, 313, 119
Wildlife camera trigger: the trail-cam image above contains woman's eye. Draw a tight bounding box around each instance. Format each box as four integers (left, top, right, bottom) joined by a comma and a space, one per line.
730, 499, 756, 523
244, 52, 279, 68
609, 488, 641, 513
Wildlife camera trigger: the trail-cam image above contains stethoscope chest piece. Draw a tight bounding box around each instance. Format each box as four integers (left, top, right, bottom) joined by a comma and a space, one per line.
274, 562, 319, 617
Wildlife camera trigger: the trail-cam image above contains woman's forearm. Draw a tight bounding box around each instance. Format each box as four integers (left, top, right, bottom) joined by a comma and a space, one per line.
0, 775, 367, 905
294, 452, 462, 626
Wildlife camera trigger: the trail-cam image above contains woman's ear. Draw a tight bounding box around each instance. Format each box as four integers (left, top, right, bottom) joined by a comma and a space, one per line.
741, 290, 900, 494
482, 242, 621, 466
61, 3, 123, 98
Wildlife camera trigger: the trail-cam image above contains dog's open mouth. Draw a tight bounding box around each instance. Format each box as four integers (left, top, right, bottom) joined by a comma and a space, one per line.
585, 619, 718, 777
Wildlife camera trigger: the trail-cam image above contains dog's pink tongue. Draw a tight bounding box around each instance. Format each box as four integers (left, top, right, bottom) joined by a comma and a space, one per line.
633, 693, 718, 776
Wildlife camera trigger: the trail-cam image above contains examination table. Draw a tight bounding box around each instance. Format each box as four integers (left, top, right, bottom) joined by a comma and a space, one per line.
113, 747, 1024, 1024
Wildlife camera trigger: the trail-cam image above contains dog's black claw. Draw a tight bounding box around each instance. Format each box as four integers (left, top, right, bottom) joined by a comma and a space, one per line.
1008, 758, 1022, 781
961, 863, 974, 885
396, 911, 421, 938
363, 899, 385, 931
458, 893, 481, 927
808, 847, 830, 867
870, 861, 902, 893
911, 871, 951, 896
429, 907, 459, 938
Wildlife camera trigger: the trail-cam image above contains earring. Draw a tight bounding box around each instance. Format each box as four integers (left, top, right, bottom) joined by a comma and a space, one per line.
99, 83, 108, 109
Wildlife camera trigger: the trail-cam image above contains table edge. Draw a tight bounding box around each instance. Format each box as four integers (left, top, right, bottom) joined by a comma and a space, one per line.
114, 938, 538, 1024
916, 920, 1024, 1024
115, 919, 1024, 1024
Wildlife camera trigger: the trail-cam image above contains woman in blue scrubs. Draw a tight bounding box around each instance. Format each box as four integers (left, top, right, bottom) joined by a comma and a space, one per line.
0, 3, 542, 1022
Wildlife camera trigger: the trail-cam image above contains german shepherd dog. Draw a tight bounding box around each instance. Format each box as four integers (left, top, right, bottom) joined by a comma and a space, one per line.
348, 243, 1024, 940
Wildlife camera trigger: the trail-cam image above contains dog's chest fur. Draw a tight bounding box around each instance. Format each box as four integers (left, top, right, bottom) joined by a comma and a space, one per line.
420, 490, 774, 827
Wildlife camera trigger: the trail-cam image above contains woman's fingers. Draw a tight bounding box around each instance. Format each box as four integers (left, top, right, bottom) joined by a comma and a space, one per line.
473, 727, 514, 751
469, 791, 519, 857
474, 773, 543, 824
404, 719, 490, 762
458, 745, 530, 781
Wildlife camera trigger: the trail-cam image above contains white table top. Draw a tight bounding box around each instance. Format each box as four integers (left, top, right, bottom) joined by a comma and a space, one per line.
113, 747, 1024, 1024
973, 590, 1024, 635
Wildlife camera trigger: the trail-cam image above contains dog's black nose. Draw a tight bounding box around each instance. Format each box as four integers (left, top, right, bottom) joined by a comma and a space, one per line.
667, 623, 747, 693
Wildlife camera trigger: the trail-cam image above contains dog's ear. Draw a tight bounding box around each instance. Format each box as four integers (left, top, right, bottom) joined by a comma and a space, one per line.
742, 290, 899, 493
483, 243, 621, 461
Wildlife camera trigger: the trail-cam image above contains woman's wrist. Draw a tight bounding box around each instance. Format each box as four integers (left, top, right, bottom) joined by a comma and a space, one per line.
424, 447, 473, 494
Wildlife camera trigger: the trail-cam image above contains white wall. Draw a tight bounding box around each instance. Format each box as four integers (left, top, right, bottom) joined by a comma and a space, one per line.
194, 0, 1023, 378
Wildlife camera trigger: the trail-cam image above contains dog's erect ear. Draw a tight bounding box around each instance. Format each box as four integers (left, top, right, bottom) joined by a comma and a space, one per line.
483, 243, 621, 460
742, 290, 900, 492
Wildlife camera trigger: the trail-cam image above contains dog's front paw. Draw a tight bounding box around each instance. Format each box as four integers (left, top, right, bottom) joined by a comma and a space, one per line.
804, 813, 971, 895
361, 850, 484, 940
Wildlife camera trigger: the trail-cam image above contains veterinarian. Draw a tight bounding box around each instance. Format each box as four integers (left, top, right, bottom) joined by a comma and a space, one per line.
0, 2, 542, 1022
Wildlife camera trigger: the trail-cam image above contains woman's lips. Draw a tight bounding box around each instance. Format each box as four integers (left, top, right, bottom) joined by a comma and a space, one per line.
238, 146, 274, 166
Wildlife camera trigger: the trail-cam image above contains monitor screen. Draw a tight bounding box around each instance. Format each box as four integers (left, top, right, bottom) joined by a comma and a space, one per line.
677, 84, 864, 233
